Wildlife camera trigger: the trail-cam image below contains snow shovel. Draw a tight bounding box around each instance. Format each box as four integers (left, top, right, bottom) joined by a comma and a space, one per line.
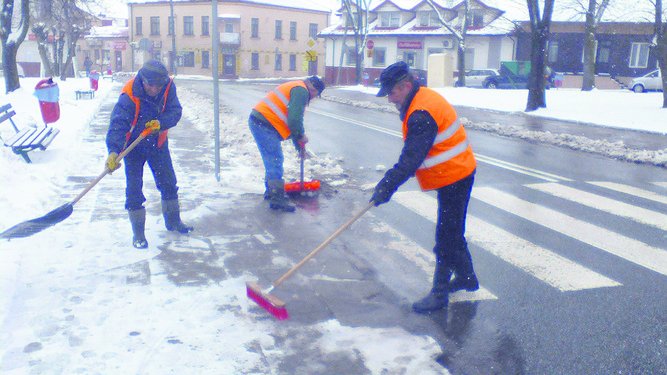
284, 145, 320, 196
0, 128, 154, 240
246, 201, 374, 320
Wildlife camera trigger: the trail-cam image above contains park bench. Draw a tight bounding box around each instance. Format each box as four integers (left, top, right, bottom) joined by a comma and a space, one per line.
0, 103, 60, 163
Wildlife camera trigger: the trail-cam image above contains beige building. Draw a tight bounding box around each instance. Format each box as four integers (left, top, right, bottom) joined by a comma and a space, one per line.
126, 0, 330, 79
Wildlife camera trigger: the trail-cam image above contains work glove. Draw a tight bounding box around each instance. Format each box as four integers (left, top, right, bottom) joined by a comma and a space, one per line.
370, 177, 395, 206
105, 152, 121, 173
292, 134, 308, 154
145, 119, 161, 132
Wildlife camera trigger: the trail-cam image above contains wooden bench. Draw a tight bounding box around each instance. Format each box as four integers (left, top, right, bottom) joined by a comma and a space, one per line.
0, 103, 60, 163
75, 89, 95, 100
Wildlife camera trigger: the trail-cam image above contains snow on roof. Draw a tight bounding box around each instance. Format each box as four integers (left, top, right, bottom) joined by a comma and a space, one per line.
84, 25, 129, 39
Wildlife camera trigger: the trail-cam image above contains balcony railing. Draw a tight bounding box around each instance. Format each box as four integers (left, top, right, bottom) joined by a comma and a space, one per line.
220, 32, 240, 46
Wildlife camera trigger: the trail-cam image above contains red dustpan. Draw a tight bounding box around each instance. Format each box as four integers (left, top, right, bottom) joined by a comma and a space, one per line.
285, 146, 320, 195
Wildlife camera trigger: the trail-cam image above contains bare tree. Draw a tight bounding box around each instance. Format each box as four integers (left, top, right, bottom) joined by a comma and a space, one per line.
654, 0, 667, 107
1, 0, 30, 93
525, 0, 555, 112
426, 0, 470, 87
341, 0, 371, 84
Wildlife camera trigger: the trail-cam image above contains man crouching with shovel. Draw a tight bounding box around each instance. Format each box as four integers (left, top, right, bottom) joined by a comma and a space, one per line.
105, 59, 193, 249
370, 62, 478, 313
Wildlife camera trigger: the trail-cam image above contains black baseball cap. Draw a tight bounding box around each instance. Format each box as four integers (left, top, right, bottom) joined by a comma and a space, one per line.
139, 59, 170, 86
377, 61, 410, 97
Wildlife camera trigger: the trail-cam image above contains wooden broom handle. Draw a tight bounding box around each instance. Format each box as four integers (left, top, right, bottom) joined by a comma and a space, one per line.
272, 202, 374, 288
70, 129, 153, 205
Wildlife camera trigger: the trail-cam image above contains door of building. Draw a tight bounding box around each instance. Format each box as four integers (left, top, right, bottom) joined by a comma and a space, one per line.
308, 60, 317, 75
115, 51, 123, 72
223, 54, 236, 77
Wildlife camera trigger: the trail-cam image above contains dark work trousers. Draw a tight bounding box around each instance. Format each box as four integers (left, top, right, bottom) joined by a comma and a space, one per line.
123, 141, 179, 211
433, 170, 476, 276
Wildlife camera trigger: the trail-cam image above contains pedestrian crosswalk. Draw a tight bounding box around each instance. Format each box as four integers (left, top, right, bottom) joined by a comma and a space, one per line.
389, 180, 667, 302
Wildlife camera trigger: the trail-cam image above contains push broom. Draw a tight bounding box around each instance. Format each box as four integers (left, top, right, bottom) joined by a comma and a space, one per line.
0, 128, 154, 239
246, 201, 374, 320
284, 145, 320, 195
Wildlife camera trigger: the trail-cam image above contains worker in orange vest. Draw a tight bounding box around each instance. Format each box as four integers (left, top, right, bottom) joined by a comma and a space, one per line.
105, 59, 193, 249
249, 76, 325, 212
371, 61, 478, 313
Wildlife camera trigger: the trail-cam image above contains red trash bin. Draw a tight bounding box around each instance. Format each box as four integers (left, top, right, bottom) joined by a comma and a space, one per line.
34, 78, 60, 125
89, 70, 100, 91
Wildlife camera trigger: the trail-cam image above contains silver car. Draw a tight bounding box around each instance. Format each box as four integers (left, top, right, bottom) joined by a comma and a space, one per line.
462, 69, 499, 88
630, 70, 663, 93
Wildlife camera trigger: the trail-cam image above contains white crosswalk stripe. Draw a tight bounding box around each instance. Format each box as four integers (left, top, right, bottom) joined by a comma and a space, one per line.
527, 182, 667, 231
653, 182, 667, 190
393, 191, 621, 292
587, 181, 667, 205
472, 186, 667, 277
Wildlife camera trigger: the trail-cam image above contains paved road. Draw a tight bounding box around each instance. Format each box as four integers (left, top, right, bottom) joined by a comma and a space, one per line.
175, 79, 667, 374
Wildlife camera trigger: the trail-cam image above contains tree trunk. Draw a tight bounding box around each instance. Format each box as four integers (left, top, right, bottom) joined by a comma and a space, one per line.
581, 0, 597, 91
2, 43, 21, 93
526, 30, 548, 111
456, 43, 466, 87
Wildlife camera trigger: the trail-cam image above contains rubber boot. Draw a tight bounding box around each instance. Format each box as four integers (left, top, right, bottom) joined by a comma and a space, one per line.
128, 208, 148, 249
448, 250, 479, 293
412, 261, 453, 314
267, 179, 295, 212
162, 199, 194, 233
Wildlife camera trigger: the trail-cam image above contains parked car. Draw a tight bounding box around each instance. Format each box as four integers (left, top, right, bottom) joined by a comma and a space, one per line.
461, 69, 499, 88
629, 70, 663, 93
483, 65, 528, 89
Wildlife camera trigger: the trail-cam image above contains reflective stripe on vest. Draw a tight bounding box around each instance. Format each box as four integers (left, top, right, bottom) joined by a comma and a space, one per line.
403, 87, 476, 190
121, 77, 172, 149
253, 81, 306, 139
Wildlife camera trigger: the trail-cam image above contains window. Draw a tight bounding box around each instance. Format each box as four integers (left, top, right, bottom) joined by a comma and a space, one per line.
309, 23, 318, 38
547, 41, 559, 64
135, 17, 143, 35
202, 51, 209, 68
290, 21, 297, 41
469, 10, 484, 29
598, 44, 610, 64
251, 53, 259, 70
629, 43, 649, 68
275, 20, 282, 39
184, 16, 194, 36
344, 45, 356, 65
168, 16, 174, 35
289, 54, 296, 71
418, 11, 439, 27
201, 16, 209, 36
251, 18, 259, 38
225, 23, 234, 32
373, 48, 386, 66
345, 11, 357, 27
150, 16, 160, 35
379, 12, 400, 27
183, 51, 195, 67
275, 53, 282, 70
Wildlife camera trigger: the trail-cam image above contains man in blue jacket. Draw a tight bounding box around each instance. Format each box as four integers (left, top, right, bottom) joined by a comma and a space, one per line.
105, 59, 193, 249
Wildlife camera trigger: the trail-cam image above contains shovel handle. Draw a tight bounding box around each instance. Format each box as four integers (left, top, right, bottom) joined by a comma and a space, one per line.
272, 201, 374, 289
70, 129, 153, 205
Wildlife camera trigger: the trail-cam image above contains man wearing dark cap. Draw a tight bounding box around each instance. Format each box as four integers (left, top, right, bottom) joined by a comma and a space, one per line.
105, 59, 193, 249
249, 75, 325, 212
370, 61, 478, 313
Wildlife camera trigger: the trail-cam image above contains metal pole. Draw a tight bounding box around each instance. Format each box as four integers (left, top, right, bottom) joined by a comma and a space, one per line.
212, 0, 221, 181
169, 0, 177, 75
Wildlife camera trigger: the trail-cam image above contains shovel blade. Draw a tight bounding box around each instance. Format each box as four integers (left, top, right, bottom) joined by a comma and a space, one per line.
0, 203, 73, 239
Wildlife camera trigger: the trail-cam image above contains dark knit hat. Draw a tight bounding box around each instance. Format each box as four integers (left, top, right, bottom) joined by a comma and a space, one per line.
139, 59, 169, 86
377, 61, 410, 97
307, 75, 325, 96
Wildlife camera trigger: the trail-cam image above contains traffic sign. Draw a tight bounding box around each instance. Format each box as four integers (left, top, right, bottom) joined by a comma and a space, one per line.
305, 50, 317, 62
366, 39, 374, 49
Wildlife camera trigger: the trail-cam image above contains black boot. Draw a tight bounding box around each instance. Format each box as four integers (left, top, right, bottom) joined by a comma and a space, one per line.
449, 249, 479, 292
412, 261, 452, 314
267, 179, 295, 212
128, 208, 148, 249
162, 199, 194, 233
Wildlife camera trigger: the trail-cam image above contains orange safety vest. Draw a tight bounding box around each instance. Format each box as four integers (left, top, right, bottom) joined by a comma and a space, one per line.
403, 87, 476, 191
253, 81, 307, 140
121, 77, 172, 149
